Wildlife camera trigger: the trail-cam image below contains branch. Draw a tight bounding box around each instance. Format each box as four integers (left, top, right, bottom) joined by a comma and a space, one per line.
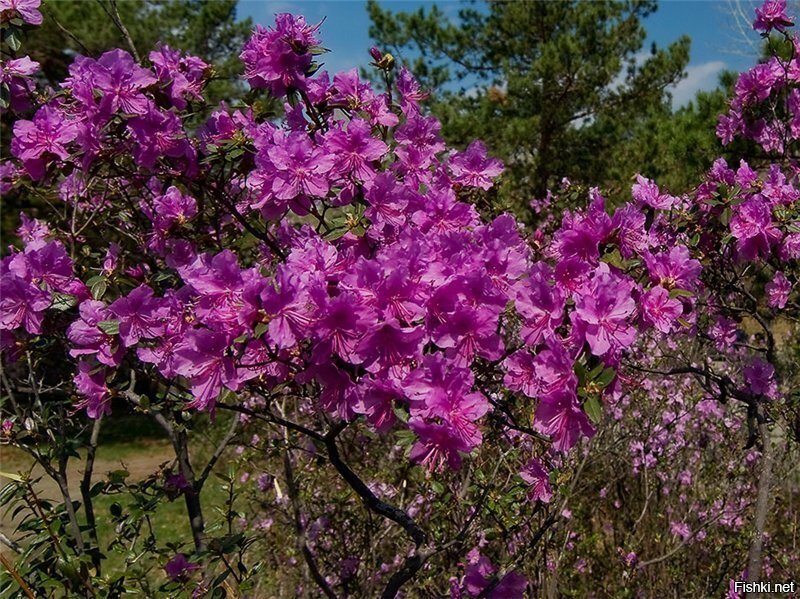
324, 425, 427, 546
95, 0, 140, 62
216, 402, 324, 442
0, 553, 35, 599
746, 417, 775, 589
283, 443, 337, 599
196, 413, 240, 492
80, 415, 103, 572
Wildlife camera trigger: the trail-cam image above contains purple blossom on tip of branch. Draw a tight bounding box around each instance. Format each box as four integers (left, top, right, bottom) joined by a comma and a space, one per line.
753, 0, 793, 32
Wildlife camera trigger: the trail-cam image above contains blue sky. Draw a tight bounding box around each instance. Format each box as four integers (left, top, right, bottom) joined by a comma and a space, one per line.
237, 0, 763, 107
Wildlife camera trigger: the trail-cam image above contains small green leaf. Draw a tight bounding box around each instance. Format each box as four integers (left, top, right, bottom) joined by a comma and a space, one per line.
583, 396, 603, 425
596, 367, 616, 389
90, 278, 107, 300
6, 28, 22, 52
669, 288, 694, 299
254, 322, 268, 338
0, 471, 23, 482
51, 293, 77, 311
98, 320, 120, 335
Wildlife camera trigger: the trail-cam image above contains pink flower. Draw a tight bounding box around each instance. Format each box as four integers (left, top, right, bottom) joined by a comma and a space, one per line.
519, 458, 553, 503
753, 0, 793, 32
533, 391, 595, 453
743, 358, 778, 400
448, 140, 504, 190
766, 271, 792, 308
0, 0, 42, 25
640, 286, 683, 333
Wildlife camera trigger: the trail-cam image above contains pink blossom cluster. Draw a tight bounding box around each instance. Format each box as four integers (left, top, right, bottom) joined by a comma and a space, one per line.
1, 2, 799, 591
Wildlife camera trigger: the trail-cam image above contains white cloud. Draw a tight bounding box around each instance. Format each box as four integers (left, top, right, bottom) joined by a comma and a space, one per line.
670, 60, 727, 108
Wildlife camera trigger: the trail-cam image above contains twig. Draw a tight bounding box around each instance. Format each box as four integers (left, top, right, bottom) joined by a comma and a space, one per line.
0, 553, 35, 599
196, 413, 240, 492
95, 0, 140, 62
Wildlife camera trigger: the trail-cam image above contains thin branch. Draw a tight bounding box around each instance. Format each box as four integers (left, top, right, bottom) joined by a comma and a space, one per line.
0, 553, 36, 599
324, 424, 427, 546
196, 413, 240, 492
95, 0, 140, 62
81, 416, 103, 572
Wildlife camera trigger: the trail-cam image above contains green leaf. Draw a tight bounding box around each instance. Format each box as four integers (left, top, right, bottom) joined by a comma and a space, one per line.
430, 480, 444, 494
254, 322, 268, 338
574, 361, 588, 387
669, 288, 693, 298
51, 293, 77, 311
392, 404, 409, 424
90, 278, 107, 300
583, 396, 603, 425
108, 470, 129, 484
596, 367, 616, 389
0, 471, 23, 482
98, 320, 120, 335
6, 28, 21, 52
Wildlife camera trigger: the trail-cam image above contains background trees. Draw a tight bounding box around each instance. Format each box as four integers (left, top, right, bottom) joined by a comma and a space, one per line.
368, 0, 727, 214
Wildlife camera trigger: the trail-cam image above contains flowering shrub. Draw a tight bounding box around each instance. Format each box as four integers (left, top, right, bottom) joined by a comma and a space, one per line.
0, 0, 798, 596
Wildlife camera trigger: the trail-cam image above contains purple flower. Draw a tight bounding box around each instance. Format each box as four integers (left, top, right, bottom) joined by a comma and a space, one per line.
710, 316, 738, 352
644, 245, 701, 291
91, 49, 157, 115
11, 106, 79, 180
519, 458, 553, 503
260, 267, 314, 349
766, 271, 792, 308
0, 0, 42, 25
354, 380, 401, 432
573, 269, 637, 356
325, 118, 387, 182
73, 360, 111, 419
149, 44, 208, 109
631, 174, 676, 210
1, 56, 39, 112
408, 418, 470, 471
164, 554, 201, 582
743, 358, 778, 400
433, 306, 503, 367
267, 131, 333, 200
730, 197, 782, 260
0, 273, 50, 334
127, 105, 196, 171
240, 14, 321, 96
354, 320, 424, 378
514, 266, 564, 347
174, 328, 240, 411
533, 391, 595, 453
753, 0, 793, 32
312, 292, 374, 361
640, 286, 683, 333
67, 300, 124, 367
448, 140, 504, 190
109, 285, 168, 347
